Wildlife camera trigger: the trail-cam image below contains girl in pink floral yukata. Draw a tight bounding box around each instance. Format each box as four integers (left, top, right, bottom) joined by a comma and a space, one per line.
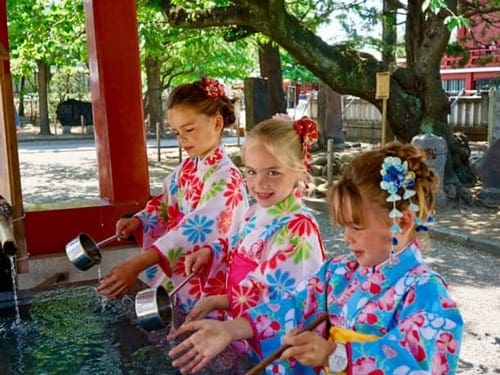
97, 78, 248, 318
168, 141, 463, 375
179, 117, 326, 356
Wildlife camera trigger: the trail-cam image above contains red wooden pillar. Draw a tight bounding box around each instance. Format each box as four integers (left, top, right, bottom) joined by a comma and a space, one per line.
84, 0, 150, 204
0, 0, 28, 271
9, 0, 151, 256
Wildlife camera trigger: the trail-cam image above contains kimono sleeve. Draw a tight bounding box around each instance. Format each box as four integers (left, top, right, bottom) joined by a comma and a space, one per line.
132, 171, 177, 249
152, 166, 248, 275
243, 261, 333, 362
347, 273, 463, 374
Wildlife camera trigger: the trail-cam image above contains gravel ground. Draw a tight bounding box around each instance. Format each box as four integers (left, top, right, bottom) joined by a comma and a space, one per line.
17, 144, 500, 374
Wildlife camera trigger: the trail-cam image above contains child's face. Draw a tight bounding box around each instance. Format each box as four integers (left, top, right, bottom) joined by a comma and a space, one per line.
341, 199, 393, 267
167, 104, 223, 158
244, 142, 300, 208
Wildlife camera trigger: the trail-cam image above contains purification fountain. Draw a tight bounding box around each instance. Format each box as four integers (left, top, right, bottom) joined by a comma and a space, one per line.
0, 195, 16, 293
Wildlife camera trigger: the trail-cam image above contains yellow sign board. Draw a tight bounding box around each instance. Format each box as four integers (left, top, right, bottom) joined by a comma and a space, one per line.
376, 71, 390, 99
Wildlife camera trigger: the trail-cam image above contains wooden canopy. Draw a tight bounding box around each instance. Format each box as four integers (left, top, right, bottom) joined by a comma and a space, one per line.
0, 0, 151, 271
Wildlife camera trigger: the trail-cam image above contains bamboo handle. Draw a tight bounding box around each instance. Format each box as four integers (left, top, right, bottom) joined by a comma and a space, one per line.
96, 234, 120, 248
170, 272, 196, 296
245, 312, 329, 375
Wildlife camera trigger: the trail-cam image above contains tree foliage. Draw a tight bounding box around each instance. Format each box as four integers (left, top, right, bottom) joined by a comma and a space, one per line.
160, 0, 499, 195
137, 0, 258, 130
7, 0, 88, 134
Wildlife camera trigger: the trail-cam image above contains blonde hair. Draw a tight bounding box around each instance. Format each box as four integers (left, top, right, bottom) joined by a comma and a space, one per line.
242, 119, 308, 185
329, 141, 439, 230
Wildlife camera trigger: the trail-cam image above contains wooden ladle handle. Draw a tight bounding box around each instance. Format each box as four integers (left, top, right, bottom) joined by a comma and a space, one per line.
245, 312, 329, 375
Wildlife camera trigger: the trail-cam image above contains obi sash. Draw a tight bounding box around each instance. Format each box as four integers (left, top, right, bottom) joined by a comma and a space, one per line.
228, 252, 258, 289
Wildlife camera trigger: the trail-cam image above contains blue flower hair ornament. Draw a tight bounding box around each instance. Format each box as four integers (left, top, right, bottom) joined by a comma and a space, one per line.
380, 156, 432, 262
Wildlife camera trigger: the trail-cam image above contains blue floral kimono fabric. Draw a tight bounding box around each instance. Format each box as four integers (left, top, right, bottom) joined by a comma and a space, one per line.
244, 240, 463, 374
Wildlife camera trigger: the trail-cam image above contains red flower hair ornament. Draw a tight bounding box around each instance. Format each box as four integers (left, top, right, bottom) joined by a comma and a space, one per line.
294, 117, 318, 171
203, 78, 226, 99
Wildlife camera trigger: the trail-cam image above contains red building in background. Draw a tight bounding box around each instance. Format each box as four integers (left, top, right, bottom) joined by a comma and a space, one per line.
441, 9, 499, 93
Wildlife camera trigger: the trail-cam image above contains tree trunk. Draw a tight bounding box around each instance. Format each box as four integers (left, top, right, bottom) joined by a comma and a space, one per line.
317, 84, 344, 147
382, 0, 397, 67
144, 55, 164, 134
258, 41, 286, 117
37, 60, 51, 135
18, 76, 25, 117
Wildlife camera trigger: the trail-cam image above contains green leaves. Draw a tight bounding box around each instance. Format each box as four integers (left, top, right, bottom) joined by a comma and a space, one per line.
422, 0, 448, 15
444, 15, 470, 32
199, 179, 226, 204
422, 0, 471, 32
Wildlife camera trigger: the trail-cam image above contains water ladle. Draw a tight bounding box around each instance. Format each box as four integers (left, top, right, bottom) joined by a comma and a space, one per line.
135, 272, 196, 331
65, 233, 120, 271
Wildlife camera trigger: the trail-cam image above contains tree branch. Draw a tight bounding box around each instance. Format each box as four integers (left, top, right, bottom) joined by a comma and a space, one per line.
161, 0, 385, 101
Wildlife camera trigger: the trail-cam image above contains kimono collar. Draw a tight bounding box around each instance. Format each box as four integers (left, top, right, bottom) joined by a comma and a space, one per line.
190, 143, 226, 168
253, 188, 305, 217
370, 238, 421, 274
241, 188, 308, 240
354, 239, 425, 283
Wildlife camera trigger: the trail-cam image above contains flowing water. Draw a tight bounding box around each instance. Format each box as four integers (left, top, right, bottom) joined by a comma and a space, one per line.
9, 255, 21, 324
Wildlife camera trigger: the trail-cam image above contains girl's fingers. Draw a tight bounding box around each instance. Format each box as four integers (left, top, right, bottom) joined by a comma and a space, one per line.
171, 346, 198, 369
167, 322, 200, 354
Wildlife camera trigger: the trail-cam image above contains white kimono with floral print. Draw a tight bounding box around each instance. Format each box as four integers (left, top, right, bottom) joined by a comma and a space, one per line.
133, 144, 248, 314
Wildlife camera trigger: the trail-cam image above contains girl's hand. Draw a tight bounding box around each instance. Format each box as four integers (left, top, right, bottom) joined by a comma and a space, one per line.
281, 330, 335, 367
115, 217, 140, 240
184, 247, 212, 275
96, 261, 139, 298
168, 319, 233, 374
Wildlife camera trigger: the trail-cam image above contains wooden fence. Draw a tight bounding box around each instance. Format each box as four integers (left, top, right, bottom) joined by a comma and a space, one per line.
341, 92, 492, 142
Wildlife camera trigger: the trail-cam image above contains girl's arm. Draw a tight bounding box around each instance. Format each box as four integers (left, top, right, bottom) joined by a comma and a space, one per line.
152, 166, 247, 275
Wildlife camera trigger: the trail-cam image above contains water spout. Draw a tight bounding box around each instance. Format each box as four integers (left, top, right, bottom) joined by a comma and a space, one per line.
0, 247, 14, 293
0, 216, 17, 256
0, 196, 17, 293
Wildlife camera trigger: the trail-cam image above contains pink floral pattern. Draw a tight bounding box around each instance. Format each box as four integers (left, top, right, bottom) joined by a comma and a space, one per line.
226, 190, 325, 321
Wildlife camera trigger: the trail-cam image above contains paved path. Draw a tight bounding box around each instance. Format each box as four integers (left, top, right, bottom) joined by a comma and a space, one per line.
14, 139, 500, 374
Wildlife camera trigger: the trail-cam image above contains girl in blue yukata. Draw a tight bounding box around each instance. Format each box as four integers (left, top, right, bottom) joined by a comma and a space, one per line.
97, 78, 248, 320
168, 141, 463, 375
181, 117, 326, 357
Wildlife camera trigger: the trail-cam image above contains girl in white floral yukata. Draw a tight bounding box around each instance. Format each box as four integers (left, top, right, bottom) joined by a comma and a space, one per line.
179, 117, 326, 356
97, 78, 249, 318
168, 141, 463, 375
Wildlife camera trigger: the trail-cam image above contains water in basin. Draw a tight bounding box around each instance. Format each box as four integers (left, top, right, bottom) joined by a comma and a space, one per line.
0, 283, 177, 374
